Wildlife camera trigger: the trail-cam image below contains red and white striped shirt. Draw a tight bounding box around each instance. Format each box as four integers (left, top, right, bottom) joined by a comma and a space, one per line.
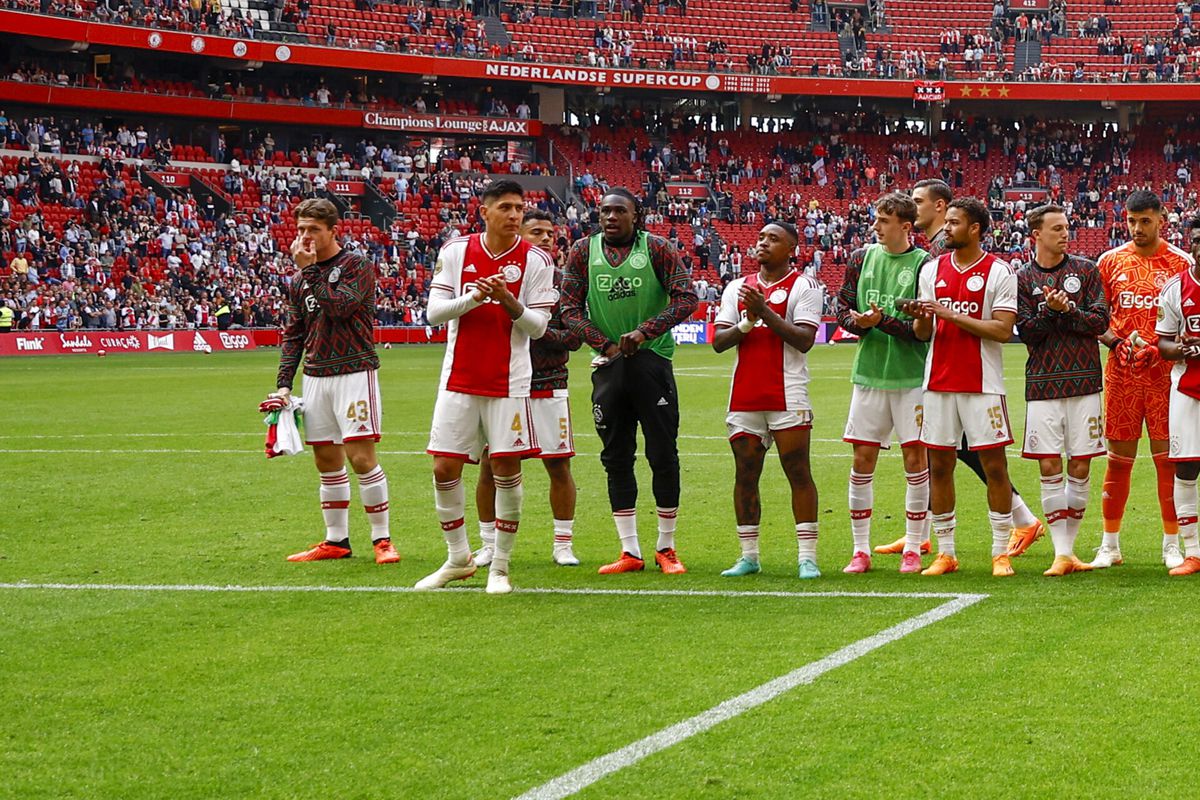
1157, 267, 1200, 401
432, 233, 556, 398
919, 251, 1017, 395
715, 269, 824, 412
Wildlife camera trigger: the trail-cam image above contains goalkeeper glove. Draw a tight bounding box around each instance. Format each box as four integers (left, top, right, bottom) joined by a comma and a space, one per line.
1110, 337, 1135, 367
1131, 344, 1163, 370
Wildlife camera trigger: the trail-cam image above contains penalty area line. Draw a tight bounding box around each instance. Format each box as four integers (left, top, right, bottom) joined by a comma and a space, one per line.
0, 582, 983, 603
0, 581, 986, 798
512, 592, 987, 800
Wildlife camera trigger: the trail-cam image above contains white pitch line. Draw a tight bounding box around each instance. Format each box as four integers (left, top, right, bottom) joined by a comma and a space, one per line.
0, 581, 983, 800
0, 582, 982, 602
513, 593, 987, 800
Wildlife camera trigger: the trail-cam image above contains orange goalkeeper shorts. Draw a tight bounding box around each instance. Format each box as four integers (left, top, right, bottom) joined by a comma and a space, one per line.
1104, 363, 1171, 442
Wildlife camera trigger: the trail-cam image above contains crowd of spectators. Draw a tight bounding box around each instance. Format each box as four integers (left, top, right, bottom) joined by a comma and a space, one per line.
0, 109, 568, 332
9, 0, 1199, 83
9, 103, 1200, 333
558, 106, 1200, 304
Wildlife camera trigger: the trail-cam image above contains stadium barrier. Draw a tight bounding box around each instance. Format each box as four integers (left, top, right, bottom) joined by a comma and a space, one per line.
0, 330, 256, 356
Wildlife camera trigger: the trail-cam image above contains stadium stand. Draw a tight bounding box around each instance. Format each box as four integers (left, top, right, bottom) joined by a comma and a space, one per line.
6, 95, 1200, 336
19, 0, 1198, 80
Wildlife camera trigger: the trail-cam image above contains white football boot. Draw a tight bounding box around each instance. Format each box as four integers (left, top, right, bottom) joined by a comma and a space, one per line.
1164, 540, 1185, 570
1089, 544, 1124, 569
485, 567, 513, 594
414, 557, 477, 590
553, 543, 580, 566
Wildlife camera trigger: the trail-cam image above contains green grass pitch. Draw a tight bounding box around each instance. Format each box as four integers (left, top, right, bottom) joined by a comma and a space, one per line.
2, 344, 1198, 799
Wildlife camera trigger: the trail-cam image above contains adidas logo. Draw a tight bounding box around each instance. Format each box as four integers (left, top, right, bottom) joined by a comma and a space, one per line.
657, 397, 669, 406
464, 264, 477, 273
513, 437, 525, 447
1117, 273, 1128, 282
935, 279, 947, 288
1186, 298, 1196, 307
357, 424, 368, 432
558, 442, 568, 449
1032, 286, 1043, 295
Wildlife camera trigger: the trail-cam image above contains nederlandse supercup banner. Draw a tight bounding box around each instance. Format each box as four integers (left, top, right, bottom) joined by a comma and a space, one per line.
670, 321, 711, 345
0, 330, 256, 356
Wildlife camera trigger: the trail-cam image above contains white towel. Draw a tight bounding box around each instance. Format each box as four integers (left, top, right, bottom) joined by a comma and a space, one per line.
265, 396, 305, 458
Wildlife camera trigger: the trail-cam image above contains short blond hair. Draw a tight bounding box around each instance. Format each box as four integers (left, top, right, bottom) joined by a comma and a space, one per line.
294, 198, 339, 229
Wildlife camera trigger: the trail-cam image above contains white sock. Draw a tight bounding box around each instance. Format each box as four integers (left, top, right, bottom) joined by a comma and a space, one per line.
1040, 473, 1071, 557
434, 476, 470, 564
358, 465, 390, 542
904, 469, 930, 553
1176, 478, 1200, 558
849, 470, 873, 555
320, 468, 351, 544
795, 522, 818, 563
931, 511, 956, 557
492, 473, 523, 573
656, 506, 678, 551
737, 524, 760, 560
479, 520, 496, 548
614, 508, 641, 558
1163, 532, 1180, 553
1066, 475, 1090, 542
553, 518, 574, 548
989, 510, 1014, 558
1011, 493, 1037, 528
1103, 531, 1121, 550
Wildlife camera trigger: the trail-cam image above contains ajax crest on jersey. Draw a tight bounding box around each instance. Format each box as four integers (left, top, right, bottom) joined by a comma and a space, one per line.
629, 253, 649, 270
897, 269, 915, 287
768, 288, 788, 304
328, 267, 341, 283
966, 275, 986, 292
502, 264, 523, 283
1063, 275, 1082, 293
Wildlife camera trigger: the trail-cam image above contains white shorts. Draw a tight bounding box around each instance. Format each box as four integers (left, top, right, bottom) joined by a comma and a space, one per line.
1169, 384, 1200, 462
727, 409, 814, 450
843, 385, 925, 449
427, 389, 538, 463
1022, 394, 1106, 460
301, 369, 381, 446
921, 391, 1013, 451
530, 390, 574, 459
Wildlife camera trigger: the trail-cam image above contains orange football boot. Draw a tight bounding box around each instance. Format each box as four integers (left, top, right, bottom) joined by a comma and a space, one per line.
992, 554, 1015, 577
373, 539, 401, 564
874, 536, 932, 555
1044, 555, 1080, 577
1069, 555, 1093, 572
287, 541, 352, 562
1169, 556, 1200, 576
655, 548, 687, 574
921, 552, 959, 575
598, 552, 646, 574
1006, 521, 1046, 557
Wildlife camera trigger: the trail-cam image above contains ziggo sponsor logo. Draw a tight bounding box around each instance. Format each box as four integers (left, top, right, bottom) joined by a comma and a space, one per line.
936, 298, 981, 315
1117, 291, 1160, 309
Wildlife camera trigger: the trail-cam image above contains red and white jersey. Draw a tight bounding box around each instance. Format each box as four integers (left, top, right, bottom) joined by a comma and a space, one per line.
918, 251, 1017, 395
715, 269, 824, 412
432, 233, 556, 397
1156, 267, 1200, 400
